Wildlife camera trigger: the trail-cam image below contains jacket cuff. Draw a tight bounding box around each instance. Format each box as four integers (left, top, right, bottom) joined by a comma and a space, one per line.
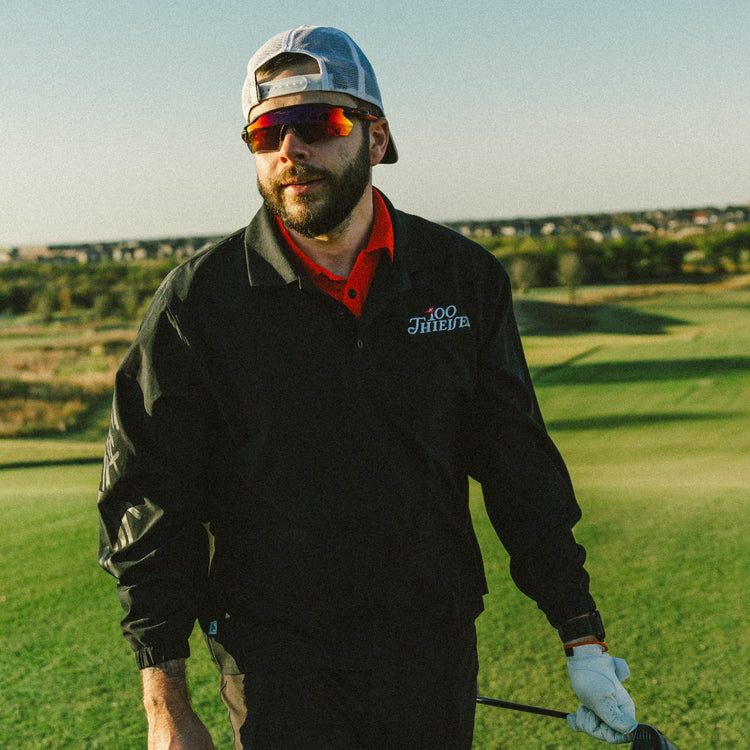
134, 640, 191, 670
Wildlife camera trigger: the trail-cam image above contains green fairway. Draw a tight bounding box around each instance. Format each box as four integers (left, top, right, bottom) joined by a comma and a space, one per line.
1, 286, 748, 748
474, 287, 749, 748
0, 463, 234, 749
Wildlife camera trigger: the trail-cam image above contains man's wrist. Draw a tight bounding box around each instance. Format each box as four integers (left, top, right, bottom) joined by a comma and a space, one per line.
143, 659, 186, 679
142, 659, 191, 715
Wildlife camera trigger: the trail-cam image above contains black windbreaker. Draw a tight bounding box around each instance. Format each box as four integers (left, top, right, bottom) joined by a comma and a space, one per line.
98, 193, 595, 670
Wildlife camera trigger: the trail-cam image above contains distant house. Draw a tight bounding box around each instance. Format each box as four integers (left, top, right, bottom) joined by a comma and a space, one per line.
629, 223, 656, 237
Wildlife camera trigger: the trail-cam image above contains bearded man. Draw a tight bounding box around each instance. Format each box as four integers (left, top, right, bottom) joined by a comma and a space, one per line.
98, 25, 638, 750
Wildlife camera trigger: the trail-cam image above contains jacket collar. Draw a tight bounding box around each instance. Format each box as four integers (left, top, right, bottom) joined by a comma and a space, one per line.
243, 206, 300, 287
242, 191, 445, 300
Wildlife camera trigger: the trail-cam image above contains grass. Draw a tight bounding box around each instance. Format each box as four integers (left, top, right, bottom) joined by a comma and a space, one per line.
472, 286, 750, 748
1, 284, 748, 748
0, 464, 235, 749
0, 438, 104, 468
472, 486, 748, 748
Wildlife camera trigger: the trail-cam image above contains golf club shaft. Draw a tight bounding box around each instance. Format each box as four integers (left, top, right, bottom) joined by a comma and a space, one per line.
476, 697, 682, 750
475, 695, 568, 719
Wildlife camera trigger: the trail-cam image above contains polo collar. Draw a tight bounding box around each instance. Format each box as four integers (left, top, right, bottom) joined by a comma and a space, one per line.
242, 190, 443, 291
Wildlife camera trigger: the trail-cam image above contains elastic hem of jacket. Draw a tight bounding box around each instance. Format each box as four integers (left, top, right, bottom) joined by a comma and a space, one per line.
134, 641, 191, 670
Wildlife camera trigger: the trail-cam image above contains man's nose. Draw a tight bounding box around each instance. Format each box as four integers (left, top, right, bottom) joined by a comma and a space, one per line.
278, 126, 310, 161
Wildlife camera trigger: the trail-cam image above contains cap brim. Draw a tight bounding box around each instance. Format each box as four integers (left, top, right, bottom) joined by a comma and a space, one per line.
381, 134, 398, 164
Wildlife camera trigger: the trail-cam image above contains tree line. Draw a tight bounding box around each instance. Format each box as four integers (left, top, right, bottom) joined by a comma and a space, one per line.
476, 225, 750, 296
1, 225, 749, 321
0, 260, 178, 322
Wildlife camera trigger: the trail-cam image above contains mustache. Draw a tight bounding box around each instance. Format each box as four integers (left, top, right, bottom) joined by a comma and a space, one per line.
278, 164, 330, 183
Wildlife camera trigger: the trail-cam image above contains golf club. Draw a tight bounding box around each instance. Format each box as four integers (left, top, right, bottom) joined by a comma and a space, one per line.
476, 695, 682, 749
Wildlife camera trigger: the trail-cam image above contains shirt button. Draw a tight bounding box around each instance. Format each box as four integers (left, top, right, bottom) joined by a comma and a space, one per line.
356, 339, 364, 350
347, 289, 357, 299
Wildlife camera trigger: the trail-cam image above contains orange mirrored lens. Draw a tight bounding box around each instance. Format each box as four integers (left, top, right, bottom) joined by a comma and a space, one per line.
242, 105, 355, 153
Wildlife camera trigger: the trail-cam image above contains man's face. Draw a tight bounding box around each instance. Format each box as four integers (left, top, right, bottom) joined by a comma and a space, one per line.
250, 67, 375, 238
255, 109, 372, 239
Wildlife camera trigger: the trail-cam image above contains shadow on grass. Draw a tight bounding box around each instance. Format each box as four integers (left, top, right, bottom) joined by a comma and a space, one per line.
535, 357, 750, 385
0, 456, 103, 471
546, 411, 741, 431
514, 299, 687, 335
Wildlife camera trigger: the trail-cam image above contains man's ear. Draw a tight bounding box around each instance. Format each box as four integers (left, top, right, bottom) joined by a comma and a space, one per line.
369, 119, 390, 166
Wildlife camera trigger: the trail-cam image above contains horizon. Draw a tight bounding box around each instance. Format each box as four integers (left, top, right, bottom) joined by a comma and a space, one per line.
4, 199, 746, 251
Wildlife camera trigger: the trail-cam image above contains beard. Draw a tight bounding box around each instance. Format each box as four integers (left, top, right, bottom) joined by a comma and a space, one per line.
257, 130, 371, 238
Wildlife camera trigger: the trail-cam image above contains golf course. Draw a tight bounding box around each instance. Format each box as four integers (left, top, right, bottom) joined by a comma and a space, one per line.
1, 280, 748, 748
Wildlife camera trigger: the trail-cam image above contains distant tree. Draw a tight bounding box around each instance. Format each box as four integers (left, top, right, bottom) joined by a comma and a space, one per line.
708, 226, 750, 271
93, 292, 117, 320
605, 239, 641, 282
558, 251, 586, 303
661, 240, 691, 277
637, 237, 691, 279
33, 288, 57, 323
509, 256, 539, 296
58, 286, 72, 315
516, 236, 541, 255
8, 284, 33, 315
118, 287, 140, 320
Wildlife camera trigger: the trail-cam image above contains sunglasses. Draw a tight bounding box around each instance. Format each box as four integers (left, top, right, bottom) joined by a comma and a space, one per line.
241, 104, 378, 153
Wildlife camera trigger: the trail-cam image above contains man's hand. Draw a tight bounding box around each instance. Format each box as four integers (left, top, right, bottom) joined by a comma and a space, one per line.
566, 644, 638, 744
142, 659, 216, 750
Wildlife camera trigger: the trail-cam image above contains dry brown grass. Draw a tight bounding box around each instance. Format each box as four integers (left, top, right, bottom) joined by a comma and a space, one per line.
551, 273, 750, 306
0, 326, 133, 437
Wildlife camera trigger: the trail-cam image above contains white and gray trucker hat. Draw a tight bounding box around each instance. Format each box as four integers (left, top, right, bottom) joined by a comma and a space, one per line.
242, 25, 398, 163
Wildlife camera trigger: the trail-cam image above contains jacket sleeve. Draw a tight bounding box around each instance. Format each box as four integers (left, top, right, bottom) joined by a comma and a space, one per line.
466, 257, 596, 627
97, 287, 219, 668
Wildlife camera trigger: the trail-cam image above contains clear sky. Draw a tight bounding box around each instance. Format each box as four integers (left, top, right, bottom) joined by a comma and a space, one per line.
2, 0, 748, 246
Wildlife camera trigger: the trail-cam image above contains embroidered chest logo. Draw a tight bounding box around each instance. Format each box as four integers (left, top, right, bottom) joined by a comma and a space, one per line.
407, 305, 471, 335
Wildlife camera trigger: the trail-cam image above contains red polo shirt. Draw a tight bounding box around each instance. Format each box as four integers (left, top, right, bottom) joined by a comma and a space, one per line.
276, 189, 394, 319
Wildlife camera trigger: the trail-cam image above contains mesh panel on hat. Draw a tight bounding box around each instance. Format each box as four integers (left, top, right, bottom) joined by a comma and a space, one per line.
308, 28, 364, 97
358, 55, 380, 103
329, 60, 361, 95
323, 32, 355, 61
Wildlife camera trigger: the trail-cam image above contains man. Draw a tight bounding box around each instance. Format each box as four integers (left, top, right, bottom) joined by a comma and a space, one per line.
98, 26, 638, 749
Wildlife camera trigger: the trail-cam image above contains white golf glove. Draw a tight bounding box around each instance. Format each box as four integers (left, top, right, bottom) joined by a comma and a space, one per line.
566, 643, 638, 744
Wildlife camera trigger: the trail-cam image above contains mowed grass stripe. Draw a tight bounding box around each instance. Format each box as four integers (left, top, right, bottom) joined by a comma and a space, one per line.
0, 438, 104, 468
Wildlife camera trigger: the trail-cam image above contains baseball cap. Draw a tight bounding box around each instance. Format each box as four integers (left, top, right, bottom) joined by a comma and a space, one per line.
242, 26, 397, 164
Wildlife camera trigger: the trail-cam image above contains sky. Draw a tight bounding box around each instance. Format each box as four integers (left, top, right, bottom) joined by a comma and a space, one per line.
2, 0, 749, 247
